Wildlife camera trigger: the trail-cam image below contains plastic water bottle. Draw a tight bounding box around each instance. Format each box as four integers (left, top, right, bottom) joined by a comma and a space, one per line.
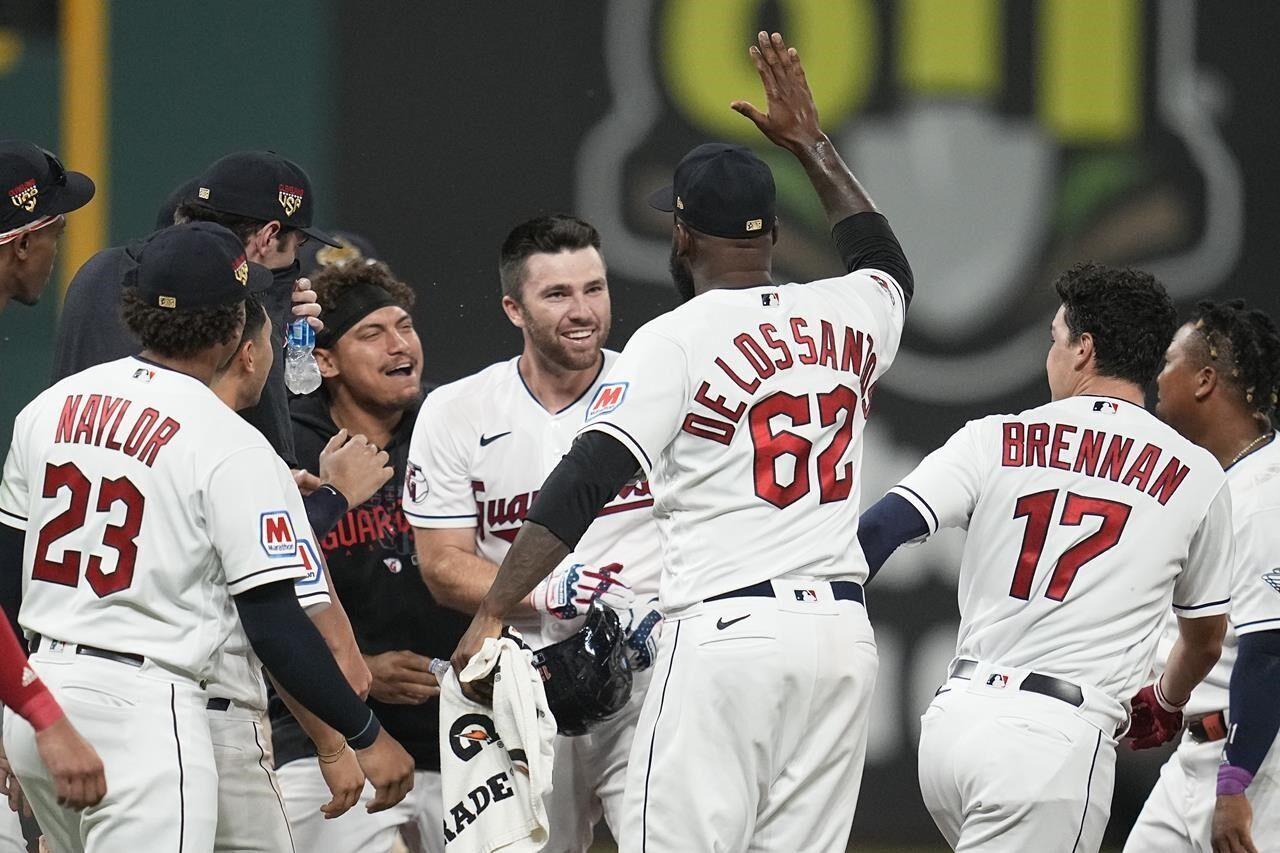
284, 318, 322, 395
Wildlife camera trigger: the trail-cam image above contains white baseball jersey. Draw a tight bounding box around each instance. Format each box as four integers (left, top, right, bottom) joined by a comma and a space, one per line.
891, 395, 1233, 703
405, 351, 661, 636
0, 357, 323, 690
1155, 433, 1280, 716
577, 269, 906, 613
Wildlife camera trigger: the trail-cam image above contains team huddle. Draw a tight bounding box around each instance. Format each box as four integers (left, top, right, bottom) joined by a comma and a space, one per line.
0, 28, 1274, 853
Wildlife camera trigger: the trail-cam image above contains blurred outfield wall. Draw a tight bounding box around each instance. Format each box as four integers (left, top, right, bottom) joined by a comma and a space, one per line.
4, 0, 1279, 847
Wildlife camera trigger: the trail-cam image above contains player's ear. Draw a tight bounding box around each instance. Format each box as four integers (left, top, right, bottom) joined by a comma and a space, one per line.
1194, 365, 1218, 401
314, 346, 339, 379
673, 222, 692, 259
500, 293, 527, 330
1073, 330, 1095, 371
247, 221, 281, 258
770, 218, 780, 245
10, 232, 30, 261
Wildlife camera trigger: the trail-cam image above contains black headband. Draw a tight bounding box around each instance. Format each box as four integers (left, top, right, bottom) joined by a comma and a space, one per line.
315, 283, 401, 348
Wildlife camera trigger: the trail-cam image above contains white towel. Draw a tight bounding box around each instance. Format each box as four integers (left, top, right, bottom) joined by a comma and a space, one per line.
439, 636, 557, 853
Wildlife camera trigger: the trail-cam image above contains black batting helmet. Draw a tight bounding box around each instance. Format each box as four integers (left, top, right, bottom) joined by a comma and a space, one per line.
532, 604, 633, 736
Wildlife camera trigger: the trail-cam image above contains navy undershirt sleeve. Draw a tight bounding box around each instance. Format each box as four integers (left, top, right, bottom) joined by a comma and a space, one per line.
831, 212, 914, 307
302, 485, 348, 539
1225, 629, 1280, 776
858, 493, 930, 582
234, 580, 380, 749
0, 525, 23, 646
525, 432, 642, 550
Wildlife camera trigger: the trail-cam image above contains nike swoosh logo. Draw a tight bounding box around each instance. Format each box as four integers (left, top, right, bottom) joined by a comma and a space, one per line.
716, 615, 750, 630
479, 431, 512, 447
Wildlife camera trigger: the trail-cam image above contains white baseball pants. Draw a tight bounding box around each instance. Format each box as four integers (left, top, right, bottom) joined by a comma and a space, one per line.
618, 581, 877, 853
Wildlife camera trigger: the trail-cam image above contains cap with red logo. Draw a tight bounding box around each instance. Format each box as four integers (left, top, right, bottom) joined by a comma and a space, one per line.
188, 150, 339, 248
0, 140, 95, 243
125, 222, 273, 311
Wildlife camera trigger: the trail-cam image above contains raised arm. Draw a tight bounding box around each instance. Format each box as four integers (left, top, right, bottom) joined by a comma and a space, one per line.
732, 31, 913, 303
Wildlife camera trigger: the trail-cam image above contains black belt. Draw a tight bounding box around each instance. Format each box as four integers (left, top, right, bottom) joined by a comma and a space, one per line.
206, 697, 232, 712
1188, 710, 1228, 743
947, 658, 1084, 708
706, 579, 865, 605
30, 635, 144, 668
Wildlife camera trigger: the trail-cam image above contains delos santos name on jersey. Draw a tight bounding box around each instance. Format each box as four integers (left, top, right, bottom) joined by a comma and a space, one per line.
678, 318, 879, 448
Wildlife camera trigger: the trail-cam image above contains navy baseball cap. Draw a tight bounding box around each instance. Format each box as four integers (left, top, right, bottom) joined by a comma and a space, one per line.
0, 140, 95, 238
190, 151, 340, 247
154, 175, 201, 231
127, 222, 273, 312
647, 143, 776, 239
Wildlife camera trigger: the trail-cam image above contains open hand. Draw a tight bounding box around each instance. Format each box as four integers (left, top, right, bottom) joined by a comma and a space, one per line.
731, 31, 824, 153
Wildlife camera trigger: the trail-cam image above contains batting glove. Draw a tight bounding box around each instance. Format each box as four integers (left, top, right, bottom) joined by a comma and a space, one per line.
1127, 677, 1185, 750
623, 596, 664, 672
530, 562, 634, 621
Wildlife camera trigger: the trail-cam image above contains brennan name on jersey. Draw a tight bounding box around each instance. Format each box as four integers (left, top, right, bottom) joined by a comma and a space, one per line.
1001, 420, 1191, 505
684, 317, 879, 446
53, 392, 181, 468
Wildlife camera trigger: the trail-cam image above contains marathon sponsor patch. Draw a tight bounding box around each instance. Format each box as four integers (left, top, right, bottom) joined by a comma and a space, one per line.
586, 381, 628, 421
295, 538, 324, 586
259, 510, 298, 558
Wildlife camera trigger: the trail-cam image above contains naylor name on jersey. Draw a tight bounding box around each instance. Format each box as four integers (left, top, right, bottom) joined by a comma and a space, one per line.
1001, 421, 1192, 506
472, 479, 654, 543
52, 393, 181, 468
683, 318, 879, 447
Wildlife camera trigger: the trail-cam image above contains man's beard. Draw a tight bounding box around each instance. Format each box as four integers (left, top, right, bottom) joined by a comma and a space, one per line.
669, 244, 696, 304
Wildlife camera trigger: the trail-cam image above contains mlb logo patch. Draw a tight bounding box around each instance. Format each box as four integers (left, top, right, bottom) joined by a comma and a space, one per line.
761, 292, 780, 307
794, 589, 818, 602
1093, 400, 1119, 414
295, 539, 324, 586
986, 673, 1009, 688
586, 382, 628, 421
132, 367, 155, 383
259, 510, 298, 558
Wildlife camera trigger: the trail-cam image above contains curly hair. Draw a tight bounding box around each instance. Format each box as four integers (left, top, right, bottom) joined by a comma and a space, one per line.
1053, 262, 1177, 386
121, 288, 245, 359
311, 259, 414, 315
1189, 299, 1280, 424
498, 214, 601, 300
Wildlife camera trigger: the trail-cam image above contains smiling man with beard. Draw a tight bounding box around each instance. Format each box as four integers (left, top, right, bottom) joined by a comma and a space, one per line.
406, 214, 662, 852
270, 258, 470, 852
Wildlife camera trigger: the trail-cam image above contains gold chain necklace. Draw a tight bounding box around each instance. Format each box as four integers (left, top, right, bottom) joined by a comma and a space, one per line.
1230, 432, 1274, 467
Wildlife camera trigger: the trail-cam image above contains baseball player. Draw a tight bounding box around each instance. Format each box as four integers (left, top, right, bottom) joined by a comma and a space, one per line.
0, 222, 413, 852
273, 256, 468, 852
1124, 300, 1280, 853
205, 294, 396, 851
857, 264, 1231, 851
0, 140, 94, 316
451, 32, 910, 852
406, 213, 659, 850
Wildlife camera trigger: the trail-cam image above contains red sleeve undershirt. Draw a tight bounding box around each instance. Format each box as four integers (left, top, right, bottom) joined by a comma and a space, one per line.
0, 618, 61, 732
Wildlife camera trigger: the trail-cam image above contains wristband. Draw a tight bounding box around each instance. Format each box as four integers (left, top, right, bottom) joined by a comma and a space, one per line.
1217, 764, 1254, 796
1153, 676, 1186, 713
346, 710, 381, 751
316, 742, 347, 765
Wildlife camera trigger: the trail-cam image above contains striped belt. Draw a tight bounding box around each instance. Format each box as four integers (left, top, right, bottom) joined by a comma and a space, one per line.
706, 580, 865, 605
946, 658, 1085, 708
30, 635, 144, 668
